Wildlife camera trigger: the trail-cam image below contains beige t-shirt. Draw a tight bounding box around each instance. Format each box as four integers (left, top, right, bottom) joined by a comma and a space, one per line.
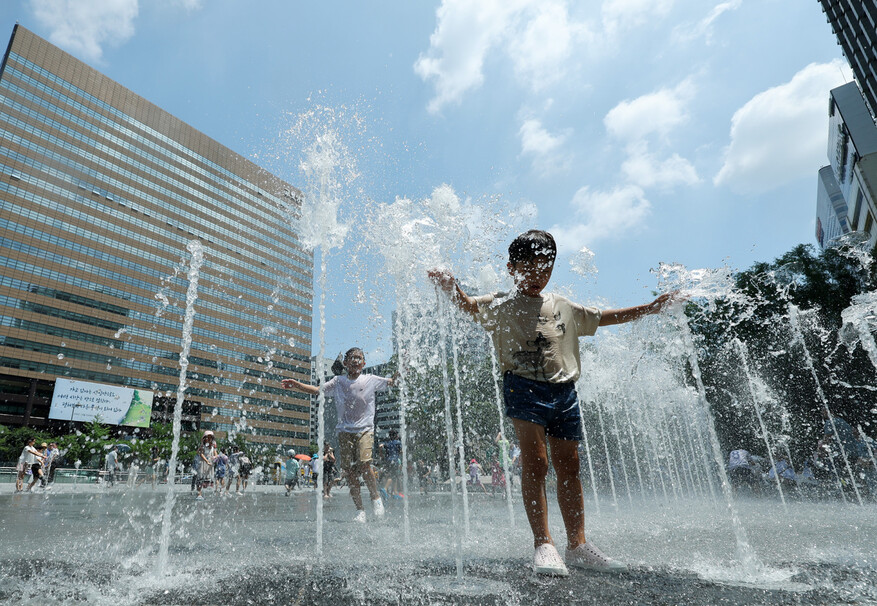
472, 292, 601, 384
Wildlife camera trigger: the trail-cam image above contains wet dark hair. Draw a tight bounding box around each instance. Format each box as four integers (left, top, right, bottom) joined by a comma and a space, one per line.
508, 230, 557, 266
330, 353, 344, 376
344, 347, 364, 360
331, 347, 364, 376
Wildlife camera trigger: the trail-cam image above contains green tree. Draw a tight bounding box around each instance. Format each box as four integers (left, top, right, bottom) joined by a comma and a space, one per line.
0, 425, 52, 463
57, 419, 112, 467
686, 242, 877, 461
403, 343, 504, 470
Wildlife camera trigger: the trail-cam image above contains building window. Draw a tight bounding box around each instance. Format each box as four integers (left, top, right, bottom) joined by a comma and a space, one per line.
851, 189, 864, 230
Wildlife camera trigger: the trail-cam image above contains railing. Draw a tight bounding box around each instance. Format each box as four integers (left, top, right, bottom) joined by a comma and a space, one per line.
0, 466, 183, 485
0, 466, 101, 484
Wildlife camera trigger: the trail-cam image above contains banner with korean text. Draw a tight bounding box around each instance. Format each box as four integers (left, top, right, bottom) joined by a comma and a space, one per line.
49, 378, 154, 427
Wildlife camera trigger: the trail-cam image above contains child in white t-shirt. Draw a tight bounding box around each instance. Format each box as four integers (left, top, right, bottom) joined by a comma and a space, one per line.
283, 347, 396, 522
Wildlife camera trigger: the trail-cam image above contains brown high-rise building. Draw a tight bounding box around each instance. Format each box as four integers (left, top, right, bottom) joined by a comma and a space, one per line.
0, 25, 313, 449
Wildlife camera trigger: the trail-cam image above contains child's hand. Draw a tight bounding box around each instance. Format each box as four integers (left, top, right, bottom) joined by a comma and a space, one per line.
427, 268, 456, 293
649, 291, 685, 313
281, 378, 299, 389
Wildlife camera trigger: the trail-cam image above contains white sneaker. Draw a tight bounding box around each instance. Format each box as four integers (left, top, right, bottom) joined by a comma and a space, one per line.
372, 498, 385, 517
533, 544, 569, 577
565, 543, 627, 572
353, 510, 367, 523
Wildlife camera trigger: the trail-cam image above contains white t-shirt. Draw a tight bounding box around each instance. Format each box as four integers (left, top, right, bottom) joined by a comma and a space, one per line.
472, 292, 601, 383
105, 450, 118, 470
22, 445, 39, 465
322, 374, 391, 434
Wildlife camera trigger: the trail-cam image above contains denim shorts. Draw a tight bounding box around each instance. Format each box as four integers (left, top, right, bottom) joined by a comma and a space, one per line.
503, 372, 582, 441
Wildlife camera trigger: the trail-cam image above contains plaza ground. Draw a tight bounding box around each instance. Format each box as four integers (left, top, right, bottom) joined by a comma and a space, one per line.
2, 482, 877, 605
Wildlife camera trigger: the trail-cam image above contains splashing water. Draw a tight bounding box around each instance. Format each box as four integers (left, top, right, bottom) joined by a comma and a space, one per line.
733, 338, 787, 511
9, 104, 877, 605
157, 240, 203, 575
285, 108, 359, 556
570, 245, 598, 280
841, 290, 877, 371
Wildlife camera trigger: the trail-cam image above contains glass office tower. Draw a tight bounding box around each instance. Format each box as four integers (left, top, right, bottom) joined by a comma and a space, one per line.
0, 25, 314, 449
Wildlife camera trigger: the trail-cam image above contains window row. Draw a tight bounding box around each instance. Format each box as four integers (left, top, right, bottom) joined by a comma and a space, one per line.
0, 185, 312, 320
1, 213, 312, 333
0, 185, 313, 325
211, 406, 309, 426
2, 140, 312, 286
241, 394, 309, 414
1, 77, 304, 248
0, 282, 311, 378
0, 236, 309, 343
0, 257, 305, 354
0, 344, 307, 412
0, 113, 312, 275
200, 421, 310, 442
7, 54, 298, 219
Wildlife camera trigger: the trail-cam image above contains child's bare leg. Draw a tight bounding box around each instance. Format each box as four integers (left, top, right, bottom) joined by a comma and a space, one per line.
512, 419, 553, 548
362, 463, 380, 500
348, 467, 364, 510
548, 436, 586, 550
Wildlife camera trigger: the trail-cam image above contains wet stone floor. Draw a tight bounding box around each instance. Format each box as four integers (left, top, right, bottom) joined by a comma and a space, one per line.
1, 485, 876, 605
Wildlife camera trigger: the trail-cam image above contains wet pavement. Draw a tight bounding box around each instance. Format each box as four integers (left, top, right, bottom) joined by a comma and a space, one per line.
2, 485, 876, 605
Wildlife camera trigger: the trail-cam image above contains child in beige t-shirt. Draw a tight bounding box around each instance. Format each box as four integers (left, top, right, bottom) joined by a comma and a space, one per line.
430, 229, 677, 576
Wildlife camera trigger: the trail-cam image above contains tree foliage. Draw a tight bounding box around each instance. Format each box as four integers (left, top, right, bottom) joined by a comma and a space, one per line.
0, 424, 53, 463
686, 242, 877, 461
402, 331, 507, 471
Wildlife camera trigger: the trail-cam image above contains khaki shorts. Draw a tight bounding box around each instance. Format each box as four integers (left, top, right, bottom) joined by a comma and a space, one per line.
338, 430, 374, 468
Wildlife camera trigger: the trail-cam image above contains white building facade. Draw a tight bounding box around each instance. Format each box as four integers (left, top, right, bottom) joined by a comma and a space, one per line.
818, 82, 877, 249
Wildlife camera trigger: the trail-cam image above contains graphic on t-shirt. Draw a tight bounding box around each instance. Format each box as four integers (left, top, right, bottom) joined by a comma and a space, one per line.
554, 312, 566, 335
512, 332, 549, 380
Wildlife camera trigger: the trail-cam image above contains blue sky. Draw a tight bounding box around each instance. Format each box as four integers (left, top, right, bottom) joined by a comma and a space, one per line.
0, 1, 851, 363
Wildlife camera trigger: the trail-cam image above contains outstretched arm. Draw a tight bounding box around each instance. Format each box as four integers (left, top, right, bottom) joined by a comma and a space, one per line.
599, 292, 679, 327
386, 369, 401, 387
427, 269, 479, 315
281, 377, 320, 395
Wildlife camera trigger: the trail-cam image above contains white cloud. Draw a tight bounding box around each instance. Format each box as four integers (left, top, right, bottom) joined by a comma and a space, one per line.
415, 0, 689, 113
673, 0, 742, 45
602, 0, 674, 38
604, 79, 695, 142
518, 118, 571, 175
415, 0, 591, 113
28, 0, 139, 63
550, 185, 651, 250
714, 60, 848, 194
622, 141, 699, 188
414, 0, 528, 114
174, 0, 203, 10
506, 1, 589, 91
603, 80, 700, 190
